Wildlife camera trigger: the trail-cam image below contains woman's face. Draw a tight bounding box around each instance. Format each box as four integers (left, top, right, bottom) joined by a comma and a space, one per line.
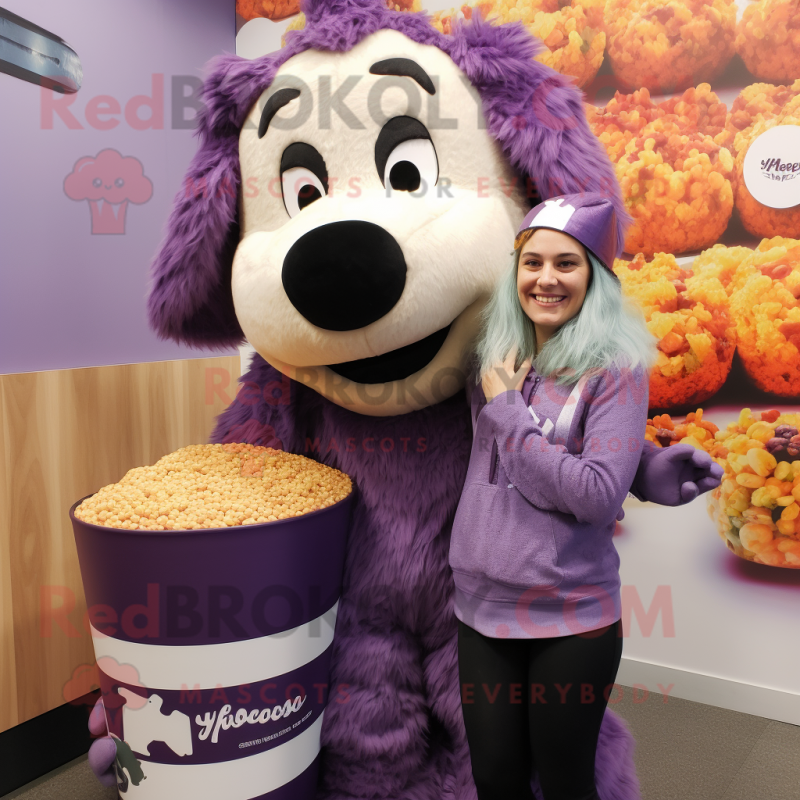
517, 228, 591, 345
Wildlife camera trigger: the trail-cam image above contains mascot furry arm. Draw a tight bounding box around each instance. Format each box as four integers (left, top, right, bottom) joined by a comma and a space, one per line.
88, 1, 722, 797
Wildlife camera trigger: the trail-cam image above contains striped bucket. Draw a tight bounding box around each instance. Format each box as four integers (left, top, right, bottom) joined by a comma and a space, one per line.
70, 491, 353, 800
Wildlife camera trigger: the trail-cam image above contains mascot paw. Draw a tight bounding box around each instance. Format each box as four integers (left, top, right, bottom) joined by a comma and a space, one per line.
641, 444, 724, 506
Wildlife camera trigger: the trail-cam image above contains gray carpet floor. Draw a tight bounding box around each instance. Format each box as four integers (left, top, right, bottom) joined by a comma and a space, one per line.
4, 687, 799, 800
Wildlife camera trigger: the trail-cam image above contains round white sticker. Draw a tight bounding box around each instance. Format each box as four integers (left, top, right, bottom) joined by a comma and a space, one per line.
743, 125, 800, 209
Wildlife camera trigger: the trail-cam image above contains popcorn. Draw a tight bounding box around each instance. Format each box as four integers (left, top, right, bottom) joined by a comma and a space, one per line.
685, 244, 755, 298
281, 11, 306, 45
427, 5, 460, 35
237, 0, 301, 21
647, 407, 800, 566
587, 85, 733, 256
702, 408, 800, 568
523, 2, 605, 88
732, 95, 800, 239
430, 1, 606, 88
730, 238, 800, 397
75, 444, 352, 531
603, 0, 736, 92
587, 84, 727, 161
717, 80, 800, 158
618, 123, 733, 255
766, 425, 800, 458
384, 0, 423, 9
614, 252, 735, 408
646, 407, 720, 450
735, 0, 800, 82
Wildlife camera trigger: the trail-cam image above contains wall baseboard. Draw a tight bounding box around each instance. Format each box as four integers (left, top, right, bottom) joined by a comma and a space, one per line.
0, 690, 99, 796
616, 656, 800, 726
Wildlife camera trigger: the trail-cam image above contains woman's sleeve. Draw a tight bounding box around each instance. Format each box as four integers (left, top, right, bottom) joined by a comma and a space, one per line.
628, 439, 660, 502
479, 363, 649, 527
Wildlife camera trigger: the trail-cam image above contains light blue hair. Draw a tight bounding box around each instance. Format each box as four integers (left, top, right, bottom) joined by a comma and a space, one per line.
475, 247, 658, 387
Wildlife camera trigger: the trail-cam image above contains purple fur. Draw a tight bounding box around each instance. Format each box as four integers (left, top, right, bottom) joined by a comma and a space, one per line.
147, 134, 243, 348
151, 0, 641, 796
210, 354, 641, 800
147, 0, 629, 349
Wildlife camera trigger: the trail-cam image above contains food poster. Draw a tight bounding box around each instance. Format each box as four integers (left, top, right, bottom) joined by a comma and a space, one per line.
0, 0, 236, 373
238, 0, 799, 716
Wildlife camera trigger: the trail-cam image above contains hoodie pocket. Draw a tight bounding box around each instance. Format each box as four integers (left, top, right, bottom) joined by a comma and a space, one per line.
450, 483, 564, 591
488, 439, 499, 485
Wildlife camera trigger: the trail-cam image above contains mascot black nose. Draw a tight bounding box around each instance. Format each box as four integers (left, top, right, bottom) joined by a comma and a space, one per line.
282, 221, 407, 331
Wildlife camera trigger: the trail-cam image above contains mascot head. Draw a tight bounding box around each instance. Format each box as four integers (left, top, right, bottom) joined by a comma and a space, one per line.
148, 0, 630, 416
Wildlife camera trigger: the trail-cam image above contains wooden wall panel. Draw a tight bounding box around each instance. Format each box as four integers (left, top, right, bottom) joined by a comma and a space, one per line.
0, 356, 240, 733
0, 391, 18, 731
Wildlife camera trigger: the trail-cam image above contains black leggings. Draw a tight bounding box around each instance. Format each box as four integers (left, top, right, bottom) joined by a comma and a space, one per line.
457, 617, 624, 800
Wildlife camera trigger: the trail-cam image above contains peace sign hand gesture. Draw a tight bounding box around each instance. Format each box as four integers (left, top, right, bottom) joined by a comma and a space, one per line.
482, 346, 532, 403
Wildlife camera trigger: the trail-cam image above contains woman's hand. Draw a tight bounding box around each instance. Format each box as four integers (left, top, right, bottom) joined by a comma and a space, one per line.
482, 347, 531, 402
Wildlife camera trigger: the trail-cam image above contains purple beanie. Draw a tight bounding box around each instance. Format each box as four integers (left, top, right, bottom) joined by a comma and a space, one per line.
515, 193, 620, 275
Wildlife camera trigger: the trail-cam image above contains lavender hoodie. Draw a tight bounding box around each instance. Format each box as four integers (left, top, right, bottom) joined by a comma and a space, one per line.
449, 359, 650, 639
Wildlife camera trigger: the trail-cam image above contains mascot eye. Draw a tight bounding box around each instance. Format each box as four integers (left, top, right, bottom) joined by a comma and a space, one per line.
375, 116, 438, 193
280, 142, 329, 219
115, 178, 125, 188
92, 177, 102, 187
383, 139, 438, 192
281, 167, 326, 217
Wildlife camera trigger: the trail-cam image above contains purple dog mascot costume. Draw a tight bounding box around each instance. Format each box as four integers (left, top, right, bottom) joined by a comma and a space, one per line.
88, 1, 722, 797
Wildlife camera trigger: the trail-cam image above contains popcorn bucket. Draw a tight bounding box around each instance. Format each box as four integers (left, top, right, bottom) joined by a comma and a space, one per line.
70, 491, 354, 800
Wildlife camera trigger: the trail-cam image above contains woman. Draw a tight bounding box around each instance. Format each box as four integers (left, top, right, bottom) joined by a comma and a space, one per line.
449, 192, 659, 800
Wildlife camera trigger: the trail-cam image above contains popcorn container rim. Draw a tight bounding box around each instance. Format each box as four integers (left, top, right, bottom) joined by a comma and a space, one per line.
68, 484, 357, 537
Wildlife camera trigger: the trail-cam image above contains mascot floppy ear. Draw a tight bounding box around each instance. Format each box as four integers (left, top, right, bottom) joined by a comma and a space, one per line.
147, 106, 244, 348
146, 47, 300, 349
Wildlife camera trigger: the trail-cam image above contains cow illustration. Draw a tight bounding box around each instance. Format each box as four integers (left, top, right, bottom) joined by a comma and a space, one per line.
118, 689, 193, 758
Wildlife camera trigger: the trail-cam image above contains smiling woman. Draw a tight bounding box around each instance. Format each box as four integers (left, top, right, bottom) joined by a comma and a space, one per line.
516, 228, 592, 349
476, 195, 658, 388
454, 194, 660, 800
